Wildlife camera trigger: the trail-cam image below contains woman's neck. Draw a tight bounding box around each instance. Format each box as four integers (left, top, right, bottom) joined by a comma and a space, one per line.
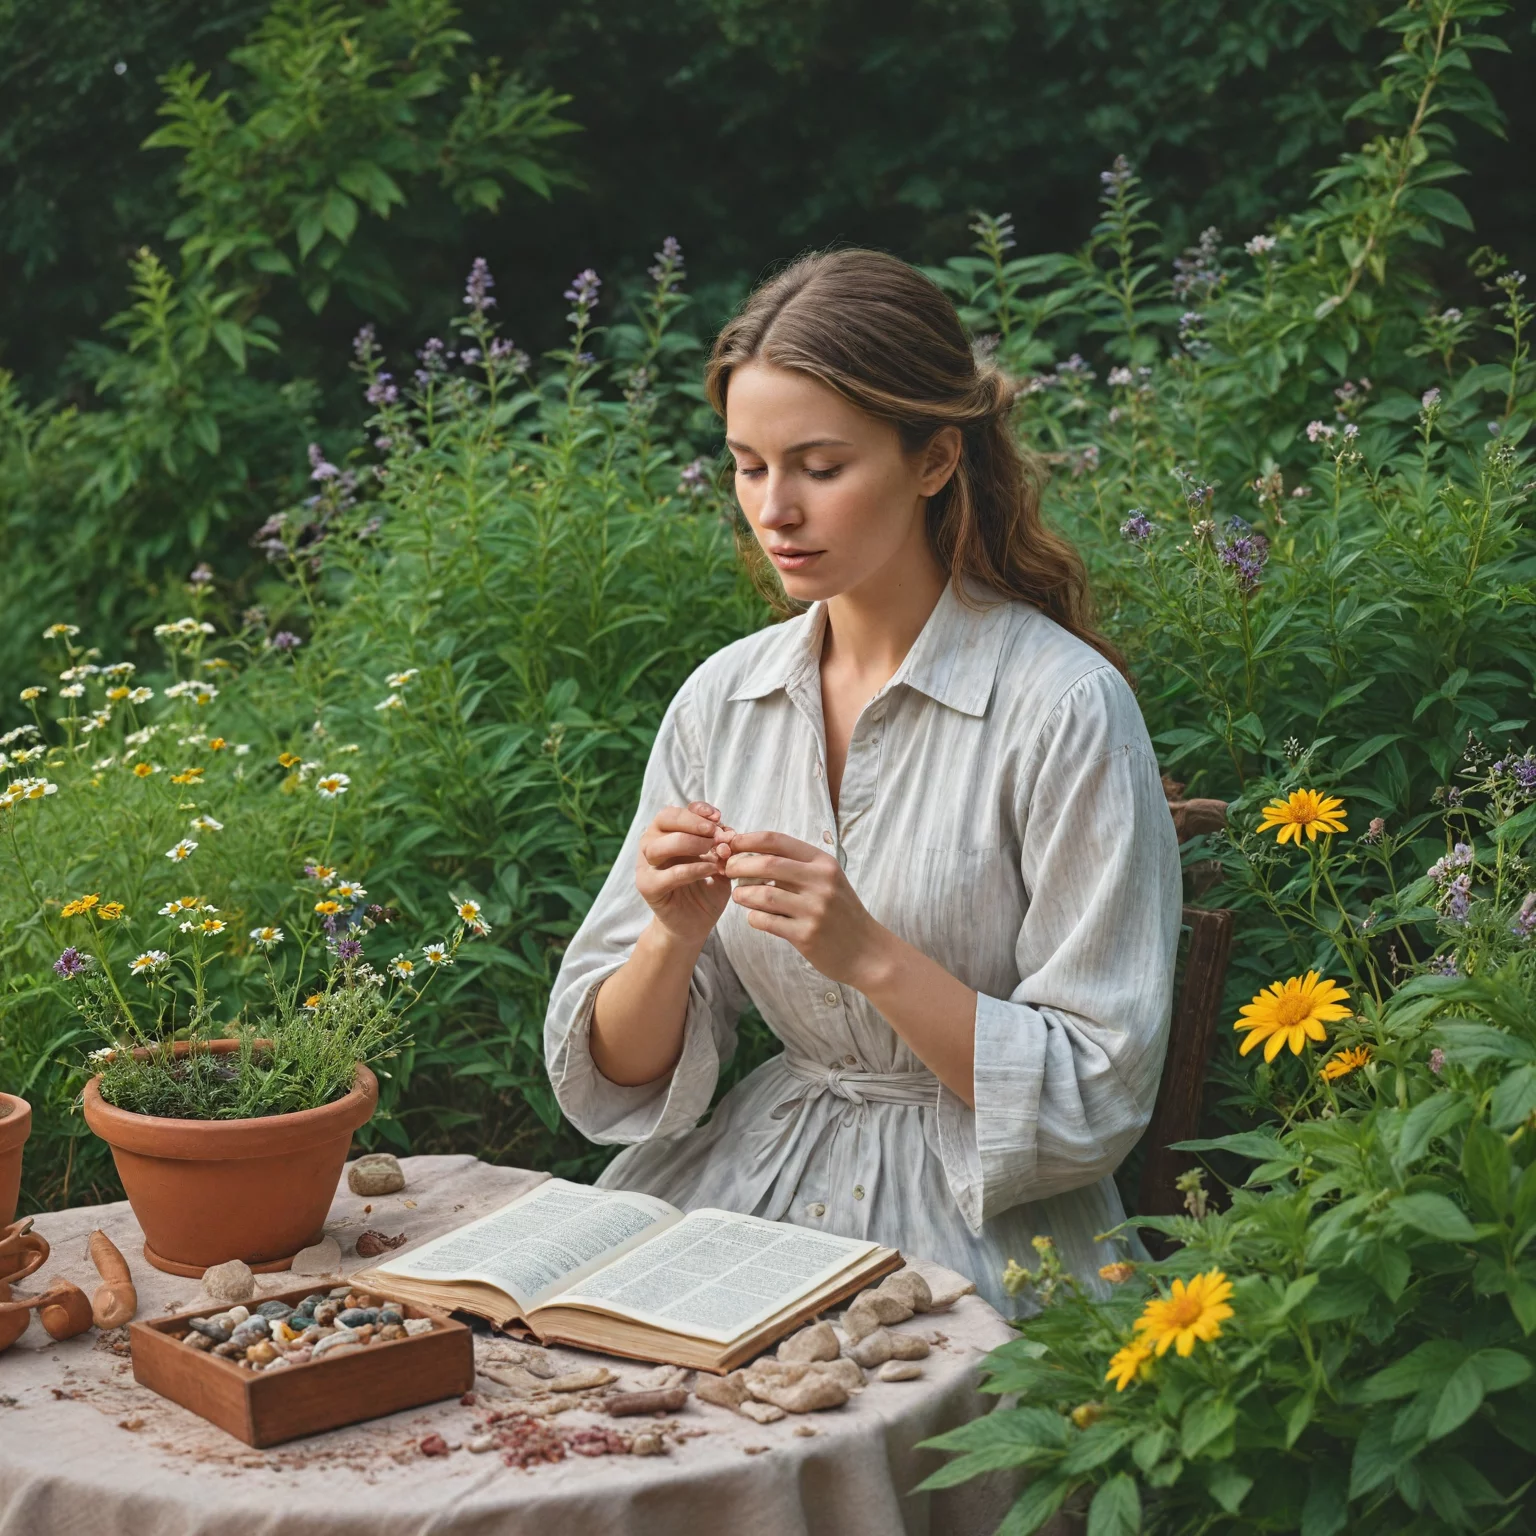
821, 541, 948, 692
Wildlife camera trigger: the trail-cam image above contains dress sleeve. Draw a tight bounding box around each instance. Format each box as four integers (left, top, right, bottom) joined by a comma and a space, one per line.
935, 666, 1183, 1230
543, 678, 749, 1145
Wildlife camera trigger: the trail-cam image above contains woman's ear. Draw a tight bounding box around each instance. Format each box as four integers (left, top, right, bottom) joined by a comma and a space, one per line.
919, 426, 963, 496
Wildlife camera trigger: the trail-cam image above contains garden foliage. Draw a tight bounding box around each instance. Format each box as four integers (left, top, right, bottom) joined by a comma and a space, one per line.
1, 0, 1535, 1522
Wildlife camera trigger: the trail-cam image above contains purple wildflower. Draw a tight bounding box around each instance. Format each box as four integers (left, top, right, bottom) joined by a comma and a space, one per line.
1421, 387, 1441, 410
366, 372, 399, 407
1428, 1046, 1446, 1074
1427, 843, 1474, 884
1445, 872, 1472, 923
353, 324, 377, 362
1513, 893, 1536, 940
53, 947, 88, 979
332, 938, 364, 962
1120, 511, 1154, 543
678, 458, 711, 497
188, 563, 214, 587
1217, 521, 1270, 594
270, 631, 302, 653
564, 268, 602, 316
1429, 954, 1460, 978
489, 337, 529, 371
463, 258, 495, 314
1363, 817, 1386, 843
1100, 155, 1134, 195
1172, 227, 1223, 303
307, 443, 338, 483
647, 237, 685, 284
1511, 756, 1536, 798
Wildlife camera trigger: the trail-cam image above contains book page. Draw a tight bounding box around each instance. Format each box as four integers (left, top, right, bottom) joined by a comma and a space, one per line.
546, 1208, 879, 1344
374, 1179, 680, 1311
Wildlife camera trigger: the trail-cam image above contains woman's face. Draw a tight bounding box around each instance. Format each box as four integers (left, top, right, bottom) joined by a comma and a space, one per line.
724, 362, 958, 605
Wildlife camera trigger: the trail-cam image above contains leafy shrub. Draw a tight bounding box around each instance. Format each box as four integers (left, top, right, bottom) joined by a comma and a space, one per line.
922, 744, 1536, 1533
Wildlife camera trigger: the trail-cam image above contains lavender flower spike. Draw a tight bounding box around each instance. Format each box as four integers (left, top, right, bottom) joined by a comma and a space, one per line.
564, 268, 602, 314
1119, 511, 1154, 543
464, 258, 496, 314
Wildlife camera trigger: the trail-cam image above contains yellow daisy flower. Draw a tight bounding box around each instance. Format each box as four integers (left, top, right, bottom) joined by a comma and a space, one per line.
98, 902, 126, 921
1105, 1338, 1154, 1391
278, 752, 302, 768
1134, 1269, 1234, 1358
303, 993, 324, 1010
133, 762, 157, 778
107, 686, 131, 702
1235, 972, 1351, 1061
314, 899, 342, 915
1320, 1044, 1373, 1082
170, 766, 205, 785
1098, 1262, 1136, 1285
208, 737, 227, 751
61, 894, 101, 918
1256, 789, 1347, 845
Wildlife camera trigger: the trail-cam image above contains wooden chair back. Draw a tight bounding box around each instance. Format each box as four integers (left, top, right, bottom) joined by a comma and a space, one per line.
1136, 905, 1234, 1221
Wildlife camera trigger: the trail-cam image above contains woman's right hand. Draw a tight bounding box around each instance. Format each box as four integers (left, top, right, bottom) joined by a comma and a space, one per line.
635, 801, 733, 949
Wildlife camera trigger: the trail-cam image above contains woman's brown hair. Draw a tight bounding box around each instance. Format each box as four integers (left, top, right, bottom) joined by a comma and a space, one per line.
705, 248, 1124, 674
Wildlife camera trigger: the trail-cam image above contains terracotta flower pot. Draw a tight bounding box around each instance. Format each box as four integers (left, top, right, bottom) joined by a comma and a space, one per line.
0, 1093, 31, 1228
81, 1040, 377, 1277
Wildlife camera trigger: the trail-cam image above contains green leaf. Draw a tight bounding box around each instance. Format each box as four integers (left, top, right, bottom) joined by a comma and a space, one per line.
295, 210, 325, 260
1060, 1423, 1136, 1474
1301, 1460, 1350, 1536
1492, 1066, 1536, 1131
1392, 1192, 1478, 1243
1427, 1359, 1484, 1441
211, 319, 246, 370
1409, 186, 1475, 230
1396, 1093, 1472, 1169
1205, 1462, 1252, 1515
1180, 1397, 1236, 1459
1471, 1348, 1533, 1394
1358, 1340, 1466, 1402
321, 189, 359, 244
996, 1475, 1073, 1536
1086, 1473, 1140, 1536
1462, 1121, 1513, 1219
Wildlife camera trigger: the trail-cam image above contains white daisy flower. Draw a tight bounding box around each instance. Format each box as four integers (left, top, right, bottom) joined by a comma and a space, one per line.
316, 772, 351, 799
330, 881, 366, 901
165, 839, 198, 862
453, 898, 491, 936
386, 670, 419, 688
422, 943, 453, 967
43, 623, 80, 639
190, 815, 224, 832
249, 926, 284, 947
59, 683, 85, 699
130, 950, 170, 976
374, 694, 405, 712
387, 955, 416, 980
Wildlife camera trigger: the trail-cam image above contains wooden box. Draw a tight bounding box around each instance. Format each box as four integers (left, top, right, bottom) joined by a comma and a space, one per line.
129, 1283, 475, 1447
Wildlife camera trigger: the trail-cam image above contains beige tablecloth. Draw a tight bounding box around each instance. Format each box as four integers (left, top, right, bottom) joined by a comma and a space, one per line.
0, 1155, 1020, 1536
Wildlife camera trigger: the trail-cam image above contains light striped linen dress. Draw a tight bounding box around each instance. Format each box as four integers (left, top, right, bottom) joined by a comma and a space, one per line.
544, 581, 1182, 1312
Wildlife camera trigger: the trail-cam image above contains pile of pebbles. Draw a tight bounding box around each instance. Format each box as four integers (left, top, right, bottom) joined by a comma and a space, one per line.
173, 1288, 434, 1372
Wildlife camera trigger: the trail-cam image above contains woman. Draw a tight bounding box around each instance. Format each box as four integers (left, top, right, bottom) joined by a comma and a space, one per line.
544, 249, 1181, 1311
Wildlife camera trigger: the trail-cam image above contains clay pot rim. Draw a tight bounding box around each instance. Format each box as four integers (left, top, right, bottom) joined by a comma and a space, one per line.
0, 1094, 30, 1155
82, 1043, 377, 1162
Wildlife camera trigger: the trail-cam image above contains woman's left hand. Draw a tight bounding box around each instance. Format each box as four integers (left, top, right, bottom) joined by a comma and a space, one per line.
722, 831, 891, 989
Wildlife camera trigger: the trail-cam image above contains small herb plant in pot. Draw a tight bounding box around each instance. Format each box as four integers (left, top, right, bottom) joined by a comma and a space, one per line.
6, 618, 487, 1274
65, 890, 473, 1275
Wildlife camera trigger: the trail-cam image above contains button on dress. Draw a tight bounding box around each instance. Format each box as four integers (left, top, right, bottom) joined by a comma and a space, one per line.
544, 582, 1182, 1311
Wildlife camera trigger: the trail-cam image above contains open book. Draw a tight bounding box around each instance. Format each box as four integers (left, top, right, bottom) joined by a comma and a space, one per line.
354, 1178, 901, 1373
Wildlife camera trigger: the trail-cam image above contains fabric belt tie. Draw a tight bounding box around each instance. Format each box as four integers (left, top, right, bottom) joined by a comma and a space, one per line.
771, 1056, 940, 1124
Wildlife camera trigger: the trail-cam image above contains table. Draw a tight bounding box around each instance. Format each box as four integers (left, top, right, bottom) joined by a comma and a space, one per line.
0, 1155, 1022, 1536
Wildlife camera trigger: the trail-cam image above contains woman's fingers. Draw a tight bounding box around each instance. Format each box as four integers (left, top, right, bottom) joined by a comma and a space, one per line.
643, 830, 720, 867
652, 805, 723, 840
731, 882, 807, 917
643, 860, 727, 894
725, 829, 822, 862
722, 852, 817, 885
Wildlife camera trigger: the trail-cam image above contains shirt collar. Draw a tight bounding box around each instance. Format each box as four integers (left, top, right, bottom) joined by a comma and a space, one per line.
727, 579, 1015, 718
